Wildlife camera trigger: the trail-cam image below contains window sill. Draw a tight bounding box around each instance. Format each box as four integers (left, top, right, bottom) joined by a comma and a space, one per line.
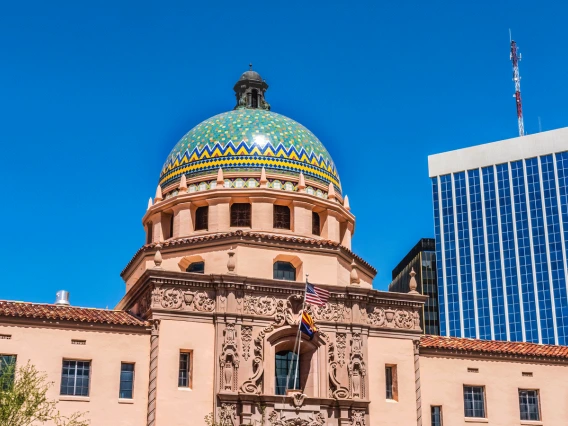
178, 387, 193, 391
521, 421, 543, 426
118, 398, 134, 404
386, 399, 398, 403
59, 395, 90, 402
464, 418, 488, 423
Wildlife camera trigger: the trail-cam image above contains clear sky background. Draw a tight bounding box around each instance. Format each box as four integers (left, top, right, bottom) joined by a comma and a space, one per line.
1, 0, 566, 308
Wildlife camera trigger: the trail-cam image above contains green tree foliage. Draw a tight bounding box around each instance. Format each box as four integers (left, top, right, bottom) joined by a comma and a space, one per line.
0, 361, 89, 426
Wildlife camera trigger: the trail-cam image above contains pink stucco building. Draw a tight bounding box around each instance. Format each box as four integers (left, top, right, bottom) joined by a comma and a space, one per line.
1, 69, 568, 426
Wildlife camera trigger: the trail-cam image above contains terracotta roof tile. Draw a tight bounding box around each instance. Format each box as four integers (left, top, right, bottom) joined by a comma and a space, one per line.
0, 300, 147, 327
420, 335, 568, 360
121, 230, 376, 276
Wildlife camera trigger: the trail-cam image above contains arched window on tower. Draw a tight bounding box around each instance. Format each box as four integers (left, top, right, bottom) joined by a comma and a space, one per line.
251, 89, 258, 108
275, 350, 299, 395
273, 261, 296, 281
186, 261, 205, 274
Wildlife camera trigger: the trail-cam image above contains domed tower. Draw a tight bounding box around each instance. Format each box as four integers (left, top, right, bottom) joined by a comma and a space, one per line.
122, 68, 373, 290
116, 70, 418, 426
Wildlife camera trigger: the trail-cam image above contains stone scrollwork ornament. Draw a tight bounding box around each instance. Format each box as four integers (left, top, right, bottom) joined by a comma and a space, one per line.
160, 288, 183, 309
244, 295, 277, 316
239, 334, 264, 394
394, 309, 414, 329
328, 342, 349, 400
194, 291, 215, 312
367, 307, 386, 327
309, 302, 346, 322
268, 411, 325, 426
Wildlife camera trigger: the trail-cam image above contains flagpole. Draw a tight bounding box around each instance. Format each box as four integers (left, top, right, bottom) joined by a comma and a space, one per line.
292, 273, 309, 391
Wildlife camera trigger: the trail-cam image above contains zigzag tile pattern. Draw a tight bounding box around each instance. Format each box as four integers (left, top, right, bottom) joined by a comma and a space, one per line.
160, 109, 341, 193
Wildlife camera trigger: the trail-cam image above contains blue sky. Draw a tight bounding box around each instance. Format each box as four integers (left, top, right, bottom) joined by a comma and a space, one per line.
1, 0, 566, 308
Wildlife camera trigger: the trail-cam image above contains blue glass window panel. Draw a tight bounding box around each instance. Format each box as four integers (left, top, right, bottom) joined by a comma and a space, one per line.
526, 158, 554, 344
497, 163, 523, 341
432, 177, 447, 335
468, 169, 491, 339
482, 166, 507, 340
441, 174, 461, 336
555, 152, 568, 344
455, 172, 476, 337
511, 160, 540, 342
541, 155, 568, 344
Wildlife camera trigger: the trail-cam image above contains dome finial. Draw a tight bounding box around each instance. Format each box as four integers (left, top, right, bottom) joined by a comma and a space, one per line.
234, 67, 269, 110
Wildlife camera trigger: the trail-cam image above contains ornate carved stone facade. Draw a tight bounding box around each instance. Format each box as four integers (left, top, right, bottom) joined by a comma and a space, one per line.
124, 271, 421, 426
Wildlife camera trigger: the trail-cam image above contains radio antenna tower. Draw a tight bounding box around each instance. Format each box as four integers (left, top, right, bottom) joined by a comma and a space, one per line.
510, 30, 525, 136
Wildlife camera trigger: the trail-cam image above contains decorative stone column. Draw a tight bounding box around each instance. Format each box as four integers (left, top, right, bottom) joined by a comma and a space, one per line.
322, 210, 341, 243
413, 339, 422, 426
341, 221, 354, 250
292, 201, 315, 236
250, 196, 276, 231
171, 202, 192, 238
147, 319, 160, 426
147, 213, 163, 243
207, 197, 231, 231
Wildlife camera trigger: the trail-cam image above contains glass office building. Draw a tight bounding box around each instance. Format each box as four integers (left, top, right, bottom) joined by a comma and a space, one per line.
428, 128, 568, 345
389, 238, 440, 335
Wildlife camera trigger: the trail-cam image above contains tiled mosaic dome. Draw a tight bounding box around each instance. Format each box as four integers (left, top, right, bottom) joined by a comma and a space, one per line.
159, 108, 341, 193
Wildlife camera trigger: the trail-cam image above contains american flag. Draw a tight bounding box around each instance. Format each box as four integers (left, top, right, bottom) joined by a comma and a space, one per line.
305, 282, 330, 307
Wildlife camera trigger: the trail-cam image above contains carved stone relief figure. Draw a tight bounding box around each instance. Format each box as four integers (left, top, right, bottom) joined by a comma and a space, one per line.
220, 323, 239, 392
348, 333, 366, 399
219, 403, 237, 426
350, 410, 365, 426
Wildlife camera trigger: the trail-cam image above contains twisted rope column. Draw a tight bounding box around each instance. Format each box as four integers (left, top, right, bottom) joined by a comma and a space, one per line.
147, 319, 161, 426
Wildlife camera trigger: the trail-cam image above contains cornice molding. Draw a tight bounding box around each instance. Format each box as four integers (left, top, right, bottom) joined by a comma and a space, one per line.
120, 230, 377, 279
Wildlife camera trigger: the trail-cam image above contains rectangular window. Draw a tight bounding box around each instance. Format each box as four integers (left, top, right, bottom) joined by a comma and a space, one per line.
385, 365, 398, 400
178, 351, 191, 388
60, 360, 91, 396
0, 355, 16, 389
273, 205, 291, 229
312, 212, 321, 235
463, 386, 486, 418
431, 406, 443, 426
119, 363, 135, 399
195, 206, 209, 231
519, 389, 540, 421
230, 203, 251, 227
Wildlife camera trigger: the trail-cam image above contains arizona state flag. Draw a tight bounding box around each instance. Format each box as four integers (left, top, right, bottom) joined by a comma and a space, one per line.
300, 311, 317, 340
